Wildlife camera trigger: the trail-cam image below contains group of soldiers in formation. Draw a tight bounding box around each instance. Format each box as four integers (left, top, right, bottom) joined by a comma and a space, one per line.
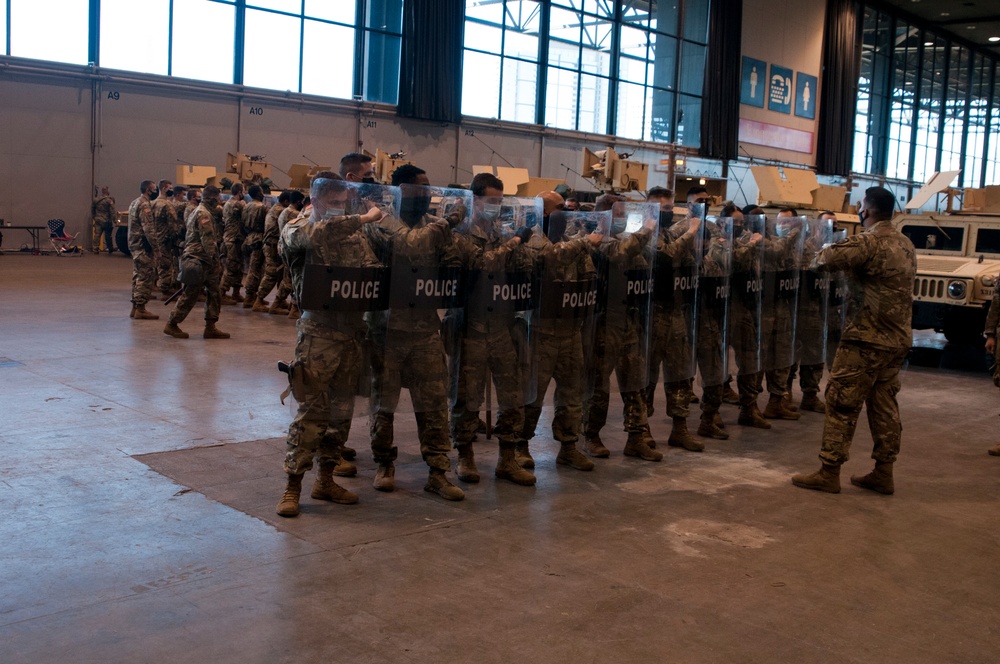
119, 153, 918, 516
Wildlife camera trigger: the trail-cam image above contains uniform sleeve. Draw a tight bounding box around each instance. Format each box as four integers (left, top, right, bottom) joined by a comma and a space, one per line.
141, 204, 162, 252
985, 288, 1000, 336
814, 234, 874, 272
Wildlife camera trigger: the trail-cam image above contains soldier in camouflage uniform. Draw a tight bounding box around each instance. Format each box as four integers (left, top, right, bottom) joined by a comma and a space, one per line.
163, 185, 230, 341
731, 207, 769, 428
184, 188, 201, 225
448, 173, 537, 486
221, 182, 247, 302
792, 187, 916, 495
275, 177, 385, 517
255, 190, 302, 315
278, 195, 306, 319
761, 209, 804, 420
582, 196, 661, 462
128, 180, 160, 321
91, 187, 116, 254
984, 289, 1000, 456
241, 185, 269, 309
151, 179, 181, 297
365, 165, 467, 501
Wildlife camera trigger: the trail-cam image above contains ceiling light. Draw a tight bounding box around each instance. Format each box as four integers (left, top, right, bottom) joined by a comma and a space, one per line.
924, 41, 933, 46
940, 11, 950, 16
967, 25, 977, 30
990, 37, 1000, 42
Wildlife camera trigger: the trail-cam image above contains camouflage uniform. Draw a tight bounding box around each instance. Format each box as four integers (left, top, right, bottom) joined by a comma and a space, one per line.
521, 234, 596, 446
221, 196, 247, 292
277, 206, 299, 307
280, 212, 381, 474
694, 230, 731, 420
168, 203, 223, 326
583, 227, 655, 441
761, 228, 802, 398
729, 232, 764, 408
127, 193, 157, 306
91, 195, 116, 252
813, 220, 916, 465
151, 198, 182, 293
793, 233, 829, 396
254, 202, 290, 304
241, 199, 269, 303
365, 214, 459, 472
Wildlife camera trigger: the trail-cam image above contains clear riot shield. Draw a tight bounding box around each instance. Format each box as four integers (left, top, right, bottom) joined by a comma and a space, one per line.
523, 210, 606, 443
446, 194, 540, 446
761, 215, 806, 383
795, 217, 834, 371
649, 205, 703, 395
362, 182, 471, 467
584, 201, 658, 430
826, 227, 850, 366
729, 215, 766, 387
696, 215, 734, 394
286, 178, 397, 459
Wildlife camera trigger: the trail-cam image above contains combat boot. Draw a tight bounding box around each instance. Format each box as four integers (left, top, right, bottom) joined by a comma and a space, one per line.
738, 403, 772, 429
333, 459, 357, 477
276, 473, 304, 517
373, 462, 395, 492
791, 463, 841, 493
287, 302, 301, 320
514, 442, 535, 469
242, 296, 255, 309
311, 462, 359, 504
203, 322, 230, 339
221, 294, 237, 306
850, 461, 894, 495
781, 392, 799, 412
989, 444, 1000, 456
722, 384, 740, 405
584, 434, 611, 458
556, 442, 595, 471
623, 432, 663, 462
251, 297, 270, 313
456, 444, 480, 483
495, 446, 536, 486
800, 392, 826, 413
268, 300, 290, 316
713, 412, 726, 430
697, 412, 729, 440
131, 304, 160, 320
424, 468, 465, 501
163, 322, 189, 339
341, 445, 357, 461
763, 394, 800, 420
229, 287, 244, 303
667, 417, 704, 452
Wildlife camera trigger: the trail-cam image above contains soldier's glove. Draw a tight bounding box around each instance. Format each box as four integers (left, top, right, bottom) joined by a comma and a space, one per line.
515, 227, 534, 244
278, 360, 309, 405
446, 203, 467, 228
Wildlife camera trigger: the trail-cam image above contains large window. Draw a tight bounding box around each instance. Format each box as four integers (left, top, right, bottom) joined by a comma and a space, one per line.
9, 0, 89, 65
461, 0, 708, 146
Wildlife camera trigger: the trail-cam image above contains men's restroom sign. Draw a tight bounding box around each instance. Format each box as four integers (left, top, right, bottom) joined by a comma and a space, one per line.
768, 64, 793, 114
795, 72, 817, 119
741, 56, 766, 108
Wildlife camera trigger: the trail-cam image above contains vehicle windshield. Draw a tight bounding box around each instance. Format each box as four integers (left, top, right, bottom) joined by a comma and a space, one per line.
900, 224, 964, 251
974, 228, 1000, 255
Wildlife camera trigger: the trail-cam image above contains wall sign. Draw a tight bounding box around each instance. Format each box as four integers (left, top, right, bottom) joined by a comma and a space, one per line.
795, 72, 817, 120
767, 64, 793, 115
741, 56, 766, 108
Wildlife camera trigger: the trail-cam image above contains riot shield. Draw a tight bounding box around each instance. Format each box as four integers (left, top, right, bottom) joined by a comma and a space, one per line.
795, 217, 834, 370
826, 227, 850, 366
729, 215, 766, 394
696, 215, 734, 396
523, 210, 606, 445
447, 194, 540, 446
761, 216, 806, 389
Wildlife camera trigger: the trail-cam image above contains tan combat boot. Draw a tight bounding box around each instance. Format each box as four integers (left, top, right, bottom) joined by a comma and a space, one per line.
763, 394, 800, 420
738, 403, 772, 429
230, 287, 244, 303
514, 442, 535, 469
131, 304, 160, 320
990, 444, 1000, 456
341, 445, 357, 461
333, 459, 357, 477
623, 431, 663, 462
251, 297, 270, 313
456, 444, 480, 483
373, 462, 395, 492
495, 445, 536, 485
311, 462, 359, 504
287, 302, 301, 319
276, 473, 304, 517
697, 412, 729, 440
163, 322, 189, 339
424, 468, 465, 501
269, 300, 290, 316
781, 392, 799, 412
791, 463, 841, 493
556, 442, 595, 471
722, 384, 740, 405
203, 322, 230, 339
800, 392, 826, 413
584, 434, 611, 458
667, 417, 704, 452
850, 461, 894, 495
220, 293, 237, 305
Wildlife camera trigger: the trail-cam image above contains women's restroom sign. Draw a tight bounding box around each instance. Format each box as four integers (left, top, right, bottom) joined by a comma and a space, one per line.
767, 64, 793, 114
741, 56, 766, 108
795, 72, 817, 119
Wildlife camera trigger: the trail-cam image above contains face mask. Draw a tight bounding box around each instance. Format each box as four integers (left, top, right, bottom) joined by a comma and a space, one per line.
775, 224, 789, 238
166, 189, 174, 198
611, 220, 627, 235
858, 209, 869, 224
401, 196, 431, 221
361, 177, 376, 184
321, 207, 345, 220
148, 190, 158, 200
480, 204, 501, 223
658, 210, 674, 227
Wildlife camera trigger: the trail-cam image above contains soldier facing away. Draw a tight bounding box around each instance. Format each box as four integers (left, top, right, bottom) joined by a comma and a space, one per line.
91, 186, 116, 254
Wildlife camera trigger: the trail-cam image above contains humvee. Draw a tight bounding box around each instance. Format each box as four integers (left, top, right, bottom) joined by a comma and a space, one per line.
894, 213, 1000, 342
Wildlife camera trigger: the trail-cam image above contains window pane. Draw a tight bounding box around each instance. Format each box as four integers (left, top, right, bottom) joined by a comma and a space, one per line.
683, 0, 709, 43
548, 38, 580, 71
243, 9, 301, 91
249, 0, 301, 14
651, 0, 679, 36
364, 33, 400, 103
301, 19, 354, 98
462, 51, 501, 119
100, 0, 169, 75
465, 0, 502, 23
10, 0, 88, 65
465, 21, 502, 53
650, 88, 674, 142
650, 33, 676, 90
500, 57, 537, 124
620, 26, 648, 61
305, 0, 356, 24
679, 41, 705, 95
368, 0, 402, 34
172, 0, 236, 84
1, 3, 6, 55
578, 73, 608, 133
676, 93, 700, 147
580, 19, 612, 74
545, 67, 579, 129
616, 81, 647, 139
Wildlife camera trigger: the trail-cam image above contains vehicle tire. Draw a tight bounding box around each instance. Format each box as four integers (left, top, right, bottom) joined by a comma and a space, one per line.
115, 225, 131, 257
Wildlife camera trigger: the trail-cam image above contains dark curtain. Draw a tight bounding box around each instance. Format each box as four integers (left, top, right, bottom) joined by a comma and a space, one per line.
816, 0, 862, 176
699, 0, 742, 161
396, 0, 464, 123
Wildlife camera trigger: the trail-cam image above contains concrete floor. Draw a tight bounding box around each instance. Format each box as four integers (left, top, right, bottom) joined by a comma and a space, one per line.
1, 254, 998, 664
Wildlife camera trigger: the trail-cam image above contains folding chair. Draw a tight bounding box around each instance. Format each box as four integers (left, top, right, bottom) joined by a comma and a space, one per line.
48, 219, 81, 256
